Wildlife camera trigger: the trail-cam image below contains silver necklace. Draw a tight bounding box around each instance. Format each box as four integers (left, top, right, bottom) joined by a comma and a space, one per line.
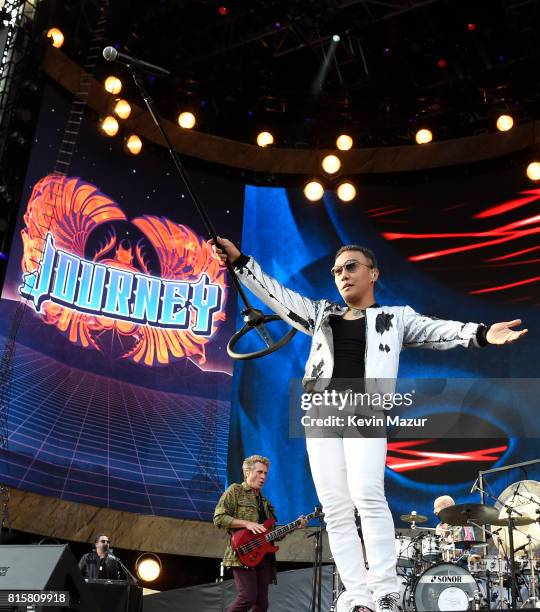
347, 307, 365, 319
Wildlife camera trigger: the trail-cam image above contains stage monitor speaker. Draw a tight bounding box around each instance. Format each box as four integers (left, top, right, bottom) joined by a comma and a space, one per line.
0, 544, 98, 611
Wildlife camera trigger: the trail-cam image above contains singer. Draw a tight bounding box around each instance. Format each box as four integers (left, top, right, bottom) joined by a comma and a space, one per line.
212, 238, 527, 612
79, 535, 123, 580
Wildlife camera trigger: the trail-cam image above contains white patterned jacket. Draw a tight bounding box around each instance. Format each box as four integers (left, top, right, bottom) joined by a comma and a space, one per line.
235, 255, 487, 397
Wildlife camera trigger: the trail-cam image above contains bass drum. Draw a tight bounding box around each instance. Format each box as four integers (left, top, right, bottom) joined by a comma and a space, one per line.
413, 562, 483, 611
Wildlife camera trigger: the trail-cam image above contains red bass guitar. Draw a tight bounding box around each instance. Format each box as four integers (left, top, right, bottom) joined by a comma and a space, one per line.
231, 508, 323, 568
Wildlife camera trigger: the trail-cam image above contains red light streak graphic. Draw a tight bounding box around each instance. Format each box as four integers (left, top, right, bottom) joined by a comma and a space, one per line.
409, 230, 540, 262
474, 191, 540, 218
368, 205, 395, 213
486, 257, 540, 268
386, 440, 508, 472
486, 246, 540, 261
469, 276, 540, 294
370, 207, 409, 218
376, 186, 540, 302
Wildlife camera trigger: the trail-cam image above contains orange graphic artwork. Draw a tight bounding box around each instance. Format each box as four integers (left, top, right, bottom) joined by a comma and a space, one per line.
20, 174, 228, 367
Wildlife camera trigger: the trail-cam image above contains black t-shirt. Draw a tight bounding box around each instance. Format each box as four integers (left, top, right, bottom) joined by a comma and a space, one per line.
329, 316, 366, 381
329, 313, 387, 437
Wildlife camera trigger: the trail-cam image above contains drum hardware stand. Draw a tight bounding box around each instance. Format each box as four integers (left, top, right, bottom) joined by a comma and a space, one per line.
330, 562, 340, 612
505, 487, 526, 607
521, 536, 540, 609
471, 589, 481, 610
493, 531, 510, 610
354, 508, 369, 571
308, 506, 324, 612
474, 479, 529, 609
485, 569, 492, 612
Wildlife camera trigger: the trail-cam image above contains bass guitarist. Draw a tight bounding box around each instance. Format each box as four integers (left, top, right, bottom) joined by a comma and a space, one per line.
214, 454, 307, 611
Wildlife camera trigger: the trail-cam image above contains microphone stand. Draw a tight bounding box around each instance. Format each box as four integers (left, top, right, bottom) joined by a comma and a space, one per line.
125, 65, 277, 353
474, 483, 526, 609
107, 551, 138, 612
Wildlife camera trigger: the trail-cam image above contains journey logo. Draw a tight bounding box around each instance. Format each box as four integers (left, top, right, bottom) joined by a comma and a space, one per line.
19, 174, 227, 366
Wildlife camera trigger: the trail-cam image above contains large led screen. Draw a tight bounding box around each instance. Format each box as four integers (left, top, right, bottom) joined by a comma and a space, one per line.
231, 166, 539, 528
0, 81, 244, 520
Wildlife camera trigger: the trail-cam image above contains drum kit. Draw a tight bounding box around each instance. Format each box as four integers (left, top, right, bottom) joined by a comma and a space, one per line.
332, 480, 540, 612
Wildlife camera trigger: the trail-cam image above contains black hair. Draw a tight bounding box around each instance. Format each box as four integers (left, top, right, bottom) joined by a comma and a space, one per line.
334, 245, 378, 269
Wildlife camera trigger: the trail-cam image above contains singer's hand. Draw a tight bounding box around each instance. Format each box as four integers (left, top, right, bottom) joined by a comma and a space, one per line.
209, 237, 241, 265
486, 320, 528, 345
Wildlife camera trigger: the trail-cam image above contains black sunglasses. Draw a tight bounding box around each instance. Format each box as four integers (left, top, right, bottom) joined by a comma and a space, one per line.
330, 259, 373, 277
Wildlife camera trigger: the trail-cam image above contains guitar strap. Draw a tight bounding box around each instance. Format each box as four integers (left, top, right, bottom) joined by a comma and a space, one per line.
257, 494, 267, 523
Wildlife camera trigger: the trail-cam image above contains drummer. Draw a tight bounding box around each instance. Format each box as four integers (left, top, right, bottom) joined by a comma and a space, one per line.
434, 495, 480, 563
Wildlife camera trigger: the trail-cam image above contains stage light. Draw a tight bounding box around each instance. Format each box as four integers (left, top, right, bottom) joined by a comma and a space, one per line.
304, 180, 324, 202
125, 134, 142, 155
104, 76, 122, 95
332, 34, 340, 43
256, 131, 274, 147
113, 99, 131, 120
218, 6, 228, 16
467, 23, 477, 32
337, 181, 356, 202
437, 59, 447, 69
135, 553, 162, 582
46, 28, 64, 49
178, 112, 196, 129
100, 116, 119, 136
496, 114, 514, 132
321, 154, 341, 174
526, 162, 540, 181
336, 134, 353, 151
415, 129, 432, 144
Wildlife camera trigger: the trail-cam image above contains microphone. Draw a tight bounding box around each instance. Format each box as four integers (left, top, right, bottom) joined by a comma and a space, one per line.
102, 47, 171, 77
470, 478, 479, 494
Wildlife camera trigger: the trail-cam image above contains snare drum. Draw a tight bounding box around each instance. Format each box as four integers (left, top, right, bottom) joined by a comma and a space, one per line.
395, 535, 419, 568
413, 562, 484, 611
421, 534, 442, 563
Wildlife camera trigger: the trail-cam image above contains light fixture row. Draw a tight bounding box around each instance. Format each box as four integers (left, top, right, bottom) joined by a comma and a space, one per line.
44, 27, 520, 150
102, 74, 520, 148
99, 73, 540, 177
304, 180, 357, 202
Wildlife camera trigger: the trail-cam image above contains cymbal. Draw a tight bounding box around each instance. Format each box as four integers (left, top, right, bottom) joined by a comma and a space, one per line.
438, 503, 499, 526
498, 480, 540, 504
492, 515, 536, 527
400, 512, 428, 523
494, 480, 540, 553
454, 540, 489, 548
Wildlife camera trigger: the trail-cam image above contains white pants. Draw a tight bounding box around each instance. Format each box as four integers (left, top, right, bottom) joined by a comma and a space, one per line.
306, 436, 398, 606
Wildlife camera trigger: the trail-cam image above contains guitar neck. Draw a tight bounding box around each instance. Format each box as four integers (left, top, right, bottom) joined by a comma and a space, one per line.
266, 510, 321, 542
